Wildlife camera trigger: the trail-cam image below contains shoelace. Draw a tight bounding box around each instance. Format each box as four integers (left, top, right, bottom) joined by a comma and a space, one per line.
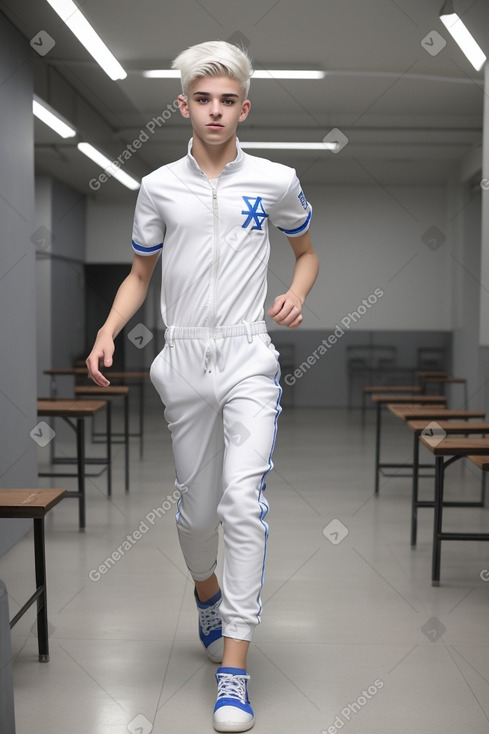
216, 673, 250, 703
199, 599, 221, 636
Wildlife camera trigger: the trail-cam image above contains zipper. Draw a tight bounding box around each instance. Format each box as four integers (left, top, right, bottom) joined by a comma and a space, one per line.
208, 183, 220, 329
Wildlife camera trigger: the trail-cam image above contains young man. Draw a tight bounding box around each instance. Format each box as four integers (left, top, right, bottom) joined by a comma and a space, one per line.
86, 41, 319, 732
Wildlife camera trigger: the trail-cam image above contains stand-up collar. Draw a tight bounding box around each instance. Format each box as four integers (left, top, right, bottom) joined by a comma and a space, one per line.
187, 137, 246, 175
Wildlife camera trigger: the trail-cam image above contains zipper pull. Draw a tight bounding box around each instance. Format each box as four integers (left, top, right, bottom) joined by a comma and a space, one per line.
212, 189, 217, 199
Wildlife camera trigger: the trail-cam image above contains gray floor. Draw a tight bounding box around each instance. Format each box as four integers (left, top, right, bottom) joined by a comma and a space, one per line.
2, 401, 489, 733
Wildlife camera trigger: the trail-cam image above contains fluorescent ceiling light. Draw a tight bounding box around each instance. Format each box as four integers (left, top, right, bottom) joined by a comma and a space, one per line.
142, 69, 324, 80
33, 96, 77, 138
45, 0, 127, 80
253, 70, 325, 79
77, 142, 140, 190
440, 0, 486, 71
240, 142, 338, 150
142, 70, 181, 78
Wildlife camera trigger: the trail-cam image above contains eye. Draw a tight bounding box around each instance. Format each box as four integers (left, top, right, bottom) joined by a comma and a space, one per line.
196, 97, 209, 103
222, 99, 235, 105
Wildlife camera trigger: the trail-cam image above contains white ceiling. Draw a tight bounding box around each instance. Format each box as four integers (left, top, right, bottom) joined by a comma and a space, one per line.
1, 0, 488, 202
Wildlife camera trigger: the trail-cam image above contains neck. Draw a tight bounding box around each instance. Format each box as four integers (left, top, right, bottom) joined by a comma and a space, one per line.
190, 134, 238, 178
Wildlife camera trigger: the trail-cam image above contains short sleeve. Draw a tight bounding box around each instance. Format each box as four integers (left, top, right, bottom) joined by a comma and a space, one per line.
131, 181, 165, 256
268, 170, 312, 237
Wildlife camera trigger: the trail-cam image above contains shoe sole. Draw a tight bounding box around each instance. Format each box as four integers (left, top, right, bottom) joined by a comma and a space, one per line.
213, 717, 255, 732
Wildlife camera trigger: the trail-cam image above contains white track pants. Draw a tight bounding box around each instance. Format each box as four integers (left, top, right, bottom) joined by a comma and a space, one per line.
150, 322, 282, 641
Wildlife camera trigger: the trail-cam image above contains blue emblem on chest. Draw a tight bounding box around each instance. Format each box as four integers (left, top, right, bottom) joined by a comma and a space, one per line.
241, 196, 269, 231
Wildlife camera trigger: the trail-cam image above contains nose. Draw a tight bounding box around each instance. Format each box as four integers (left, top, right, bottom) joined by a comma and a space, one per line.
210, 99, 222, 117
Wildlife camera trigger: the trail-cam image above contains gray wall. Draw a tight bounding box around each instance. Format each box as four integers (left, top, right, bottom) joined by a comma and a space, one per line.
36, 177, 86, 399
0, 14, 37, 553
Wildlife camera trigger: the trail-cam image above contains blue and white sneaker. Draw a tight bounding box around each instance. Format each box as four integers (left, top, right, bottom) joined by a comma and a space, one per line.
213, 667, 254, 732
194, 588, 223, 663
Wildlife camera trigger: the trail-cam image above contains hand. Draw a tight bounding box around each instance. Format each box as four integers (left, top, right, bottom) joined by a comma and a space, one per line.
268, 292, 304, 328
85, 330, 115, 386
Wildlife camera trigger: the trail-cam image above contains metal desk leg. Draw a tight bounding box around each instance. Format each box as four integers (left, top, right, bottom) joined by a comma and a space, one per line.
411, 432, 420, 546
139, 380, 144, 458
374, 402, 382, 494
76, 418, 86, 531
34, 517, 49, 662
431, 456, 444, 586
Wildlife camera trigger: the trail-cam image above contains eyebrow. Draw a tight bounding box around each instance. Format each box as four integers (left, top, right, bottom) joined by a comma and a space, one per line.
192, 92, 240, 98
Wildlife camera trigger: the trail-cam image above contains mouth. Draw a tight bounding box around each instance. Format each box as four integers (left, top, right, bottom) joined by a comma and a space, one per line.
206, 123, 224, 129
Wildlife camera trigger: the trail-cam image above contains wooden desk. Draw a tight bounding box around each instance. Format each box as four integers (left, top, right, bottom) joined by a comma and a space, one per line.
419, 375, 468, 406
0, 489, 66, 661
419, 435, 489, 585
361, 385, 421, 427
37, 399, 110, 530
44, 369, 150, 457
370, 394, 446, 494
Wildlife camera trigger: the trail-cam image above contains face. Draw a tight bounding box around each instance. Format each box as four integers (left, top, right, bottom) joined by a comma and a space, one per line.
178, 76, 251, 147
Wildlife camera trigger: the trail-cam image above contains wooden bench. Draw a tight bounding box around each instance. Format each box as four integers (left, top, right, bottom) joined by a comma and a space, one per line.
418, 436, 489, 585
406, 417, 488, 546
37, 399, 111, 530
0, 489, 66, 661
370, 395, 447, 494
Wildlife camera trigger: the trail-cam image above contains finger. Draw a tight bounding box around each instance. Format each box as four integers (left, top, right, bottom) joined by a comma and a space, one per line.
268, 298, 285, 317
86, 355, 111, 387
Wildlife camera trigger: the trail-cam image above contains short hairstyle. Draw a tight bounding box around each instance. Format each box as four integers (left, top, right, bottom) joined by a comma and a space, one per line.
172, 41, 253, 98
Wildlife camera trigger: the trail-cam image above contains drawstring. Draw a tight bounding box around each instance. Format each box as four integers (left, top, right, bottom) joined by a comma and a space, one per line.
203, 338, 225, 373
166, 326, 175, 348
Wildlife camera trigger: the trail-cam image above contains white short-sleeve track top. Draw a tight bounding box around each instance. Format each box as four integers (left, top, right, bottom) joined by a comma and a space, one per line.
131, 138, 312, 328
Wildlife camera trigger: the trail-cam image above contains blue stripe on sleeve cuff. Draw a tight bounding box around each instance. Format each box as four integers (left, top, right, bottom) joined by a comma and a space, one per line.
132, 240, 163, 254
278, 208, 312, 236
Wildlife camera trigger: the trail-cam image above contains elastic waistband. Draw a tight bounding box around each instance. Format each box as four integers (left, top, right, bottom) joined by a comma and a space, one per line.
165, 321, 267, 346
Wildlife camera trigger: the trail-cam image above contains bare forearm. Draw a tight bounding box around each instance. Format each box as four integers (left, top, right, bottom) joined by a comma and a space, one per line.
99, 271, 151, 339
288, 251, 320, 304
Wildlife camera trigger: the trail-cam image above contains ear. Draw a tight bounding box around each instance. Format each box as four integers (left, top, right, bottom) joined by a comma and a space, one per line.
238, 99, 251, 123
178, 94, 190, 118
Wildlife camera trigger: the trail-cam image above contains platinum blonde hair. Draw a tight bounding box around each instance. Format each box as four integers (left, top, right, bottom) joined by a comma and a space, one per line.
172, 41, 253, 98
